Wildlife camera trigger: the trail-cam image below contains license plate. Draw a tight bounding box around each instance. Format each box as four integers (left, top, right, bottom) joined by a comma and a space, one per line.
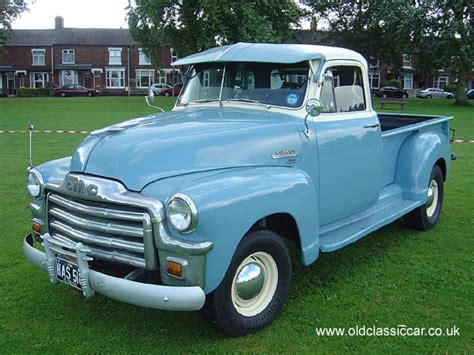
55, 257, 82, 290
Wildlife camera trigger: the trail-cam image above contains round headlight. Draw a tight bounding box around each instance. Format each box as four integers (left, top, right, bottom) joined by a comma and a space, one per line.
26, 169, 44, 198
167, 194, 198, 234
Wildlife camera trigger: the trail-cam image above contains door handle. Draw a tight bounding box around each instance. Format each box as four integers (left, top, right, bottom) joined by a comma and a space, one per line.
364, 123, 380, 129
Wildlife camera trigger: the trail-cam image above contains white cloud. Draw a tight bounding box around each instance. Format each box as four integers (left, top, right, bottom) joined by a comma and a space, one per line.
12, 0, 130, 29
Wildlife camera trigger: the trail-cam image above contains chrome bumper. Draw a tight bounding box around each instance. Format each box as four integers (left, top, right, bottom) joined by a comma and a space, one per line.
23, 234, 206, 311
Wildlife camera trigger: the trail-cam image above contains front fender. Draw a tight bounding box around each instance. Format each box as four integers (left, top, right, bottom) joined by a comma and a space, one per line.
165, 167, 318, 293
395, 131, 450, 203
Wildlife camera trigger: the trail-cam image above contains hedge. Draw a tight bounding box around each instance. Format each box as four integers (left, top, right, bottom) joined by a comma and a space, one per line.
18, 88, 51, 97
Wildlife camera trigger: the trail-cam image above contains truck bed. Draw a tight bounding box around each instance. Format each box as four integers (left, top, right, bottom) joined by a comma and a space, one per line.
378, 113, 440, 131
378, 112, 453, 188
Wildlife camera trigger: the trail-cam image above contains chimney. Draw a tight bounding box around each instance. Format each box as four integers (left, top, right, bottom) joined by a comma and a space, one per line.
55, 16, 64, 31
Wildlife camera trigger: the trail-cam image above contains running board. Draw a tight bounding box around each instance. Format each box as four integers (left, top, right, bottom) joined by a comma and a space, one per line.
319, 193, 421, 252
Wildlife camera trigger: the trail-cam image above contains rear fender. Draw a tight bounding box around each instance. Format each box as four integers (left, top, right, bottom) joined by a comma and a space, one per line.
395, 131, 450, 203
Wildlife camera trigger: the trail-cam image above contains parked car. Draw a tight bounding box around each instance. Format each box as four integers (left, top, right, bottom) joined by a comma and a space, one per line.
24, 43, 454, 337
466, 89, 474, 99
149, 83, 172, 95
417, 87, 454, 99
375, 86, 409, 99
55, 84, 99, 97
159, 83, 183, 96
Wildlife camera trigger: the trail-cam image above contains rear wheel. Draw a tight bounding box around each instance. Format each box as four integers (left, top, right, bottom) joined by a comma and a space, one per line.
60, 92, 66, 97
426, 94, 432, 99
202, 229, 291, 337
165, 92, 170, 96
87, 92, 93, 97
405, 164, 444, 230
447, 94, 454, 99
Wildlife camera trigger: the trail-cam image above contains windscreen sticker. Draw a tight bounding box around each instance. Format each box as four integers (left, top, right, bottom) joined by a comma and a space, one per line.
286, 93, 299, 106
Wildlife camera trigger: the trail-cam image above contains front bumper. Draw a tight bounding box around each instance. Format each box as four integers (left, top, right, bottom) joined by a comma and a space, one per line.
24, 234, 206, 311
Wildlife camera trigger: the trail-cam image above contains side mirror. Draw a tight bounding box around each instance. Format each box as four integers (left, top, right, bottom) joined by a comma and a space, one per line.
323, 70, 334, 82
145, 89, 165, 113
305, 98, 323, 117
145, 89, 155, 107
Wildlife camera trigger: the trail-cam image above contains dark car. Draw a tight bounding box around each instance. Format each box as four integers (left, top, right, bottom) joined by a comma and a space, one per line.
55, 84, 99, 97
159, 83, 183, 96
466, 89, 474, 99
375, 86, 409, 99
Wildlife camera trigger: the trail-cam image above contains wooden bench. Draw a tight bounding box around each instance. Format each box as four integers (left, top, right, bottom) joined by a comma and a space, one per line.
379, 97, 406, 110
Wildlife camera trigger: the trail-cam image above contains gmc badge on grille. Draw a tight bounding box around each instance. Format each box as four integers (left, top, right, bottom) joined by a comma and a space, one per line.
64, 175, 98, 196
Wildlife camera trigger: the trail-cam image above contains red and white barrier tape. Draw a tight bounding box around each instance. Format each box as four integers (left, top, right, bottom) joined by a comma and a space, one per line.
0, 130, 91, 134
1, 130, 474, 142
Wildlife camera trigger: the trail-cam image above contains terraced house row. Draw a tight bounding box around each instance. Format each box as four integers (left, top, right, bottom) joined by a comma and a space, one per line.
0, 17, 181, 97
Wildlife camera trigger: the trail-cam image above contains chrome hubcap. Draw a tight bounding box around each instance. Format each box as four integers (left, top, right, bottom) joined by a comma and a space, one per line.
231, 252, 278, 317
235, 263, 265, 300
426, 179, 439, 218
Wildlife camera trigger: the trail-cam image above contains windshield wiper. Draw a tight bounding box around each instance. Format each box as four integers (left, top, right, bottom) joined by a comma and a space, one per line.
182, 98, 219, 106
225, 98, 271, 109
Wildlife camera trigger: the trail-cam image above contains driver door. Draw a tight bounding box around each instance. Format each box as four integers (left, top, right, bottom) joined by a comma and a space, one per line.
315, 63, 382, 225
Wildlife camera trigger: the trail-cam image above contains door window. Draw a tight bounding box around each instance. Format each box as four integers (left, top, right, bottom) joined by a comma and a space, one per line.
320, 66, 366, 113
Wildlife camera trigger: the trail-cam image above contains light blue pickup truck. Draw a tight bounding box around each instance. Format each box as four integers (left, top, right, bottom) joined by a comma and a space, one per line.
24, 43, 454, 336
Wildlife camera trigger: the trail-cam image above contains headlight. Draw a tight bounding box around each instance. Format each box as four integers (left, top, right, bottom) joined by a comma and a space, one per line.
26, 169, 43, 198
167, 193, 198, 234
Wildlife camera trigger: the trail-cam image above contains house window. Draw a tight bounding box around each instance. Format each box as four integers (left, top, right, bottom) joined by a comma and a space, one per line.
18, 75, 25, 88
435, 76, 449, 89
106, 69, 125, 88
369, 58, 379, 69
62, 49, 75, 64
139, 49, 151, 65
368, 72, 380, 89
170, 48, 178, 63
60, 70, 78, 86
402, 54, 412, 68
136, 69, 154, 88
30, 72, 48, 88
32, 49, 45, 66
401, 74, 413, 89
108, 48, 122, 65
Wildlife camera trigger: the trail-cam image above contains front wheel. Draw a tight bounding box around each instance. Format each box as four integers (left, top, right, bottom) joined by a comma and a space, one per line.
203, 229, 291, 337
405, 164, 444, 230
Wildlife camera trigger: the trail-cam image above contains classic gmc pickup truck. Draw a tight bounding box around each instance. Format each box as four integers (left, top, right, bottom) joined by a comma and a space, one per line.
24, 43, 454, 337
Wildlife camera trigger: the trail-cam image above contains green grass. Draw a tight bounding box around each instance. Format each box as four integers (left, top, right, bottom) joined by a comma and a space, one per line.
0, 97, 473, 353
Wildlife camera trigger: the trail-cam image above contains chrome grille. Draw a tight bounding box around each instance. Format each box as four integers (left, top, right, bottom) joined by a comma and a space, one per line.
47, 192, 157, 270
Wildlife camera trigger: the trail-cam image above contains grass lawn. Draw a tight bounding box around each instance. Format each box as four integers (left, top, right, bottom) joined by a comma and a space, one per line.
0, 97, 472, 353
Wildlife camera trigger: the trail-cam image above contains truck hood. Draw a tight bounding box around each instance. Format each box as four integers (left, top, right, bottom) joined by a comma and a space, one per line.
70, 107, 303, 191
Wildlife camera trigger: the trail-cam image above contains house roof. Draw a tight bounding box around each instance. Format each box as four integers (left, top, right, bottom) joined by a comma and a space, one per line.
7, 28, 132, 46
172, 42, 365, 66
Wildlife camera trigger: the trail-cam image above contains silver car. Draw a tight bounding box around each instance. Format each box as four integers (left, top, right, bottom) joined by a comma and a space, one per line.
417, 87, 454, 99
149, 83, 172, 95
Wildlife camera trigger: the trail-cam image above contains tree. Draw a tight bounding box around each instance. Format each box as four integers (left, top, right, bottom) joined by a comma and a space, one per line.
306, 0, 473, 105
0, 0, 30, 49
419, 0, 473, 105
128, 0, 303, 63
304, 0, 423, 66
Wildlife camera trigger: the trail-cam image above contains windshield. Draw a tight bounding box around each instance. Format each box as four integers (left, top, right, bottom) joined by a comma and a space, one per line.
178, 61, 309, 108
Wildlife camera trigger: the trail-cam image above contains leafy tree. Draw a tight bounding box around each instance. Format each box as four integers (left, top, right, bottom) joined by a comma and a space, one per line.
418, 0, 472, 105
306, 0, 473, 105
128, 0, 303, 63
0, 0, 30, 49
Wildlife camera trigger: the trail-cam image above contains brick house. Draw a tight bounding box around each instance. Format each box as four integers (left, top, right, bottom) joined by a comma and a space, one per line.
0, 17, 181, 97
